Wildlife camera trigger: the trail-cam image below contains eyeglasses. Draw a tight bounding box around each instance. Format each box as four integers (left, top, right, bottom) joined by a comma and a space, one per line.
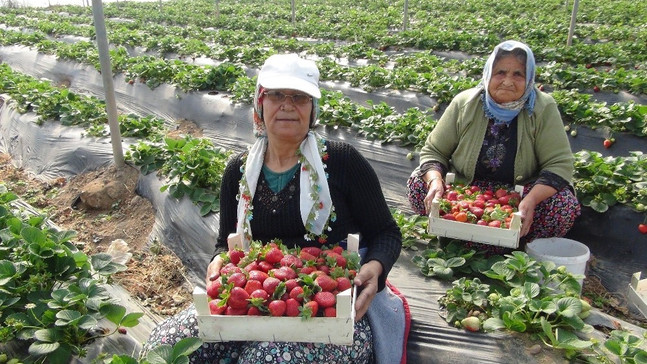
263, 91, 312, 105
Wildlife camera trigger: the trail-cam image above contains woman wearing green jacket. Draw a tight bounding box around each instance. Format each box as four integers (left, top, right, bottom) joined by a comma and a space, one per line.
407, 40, 580, 251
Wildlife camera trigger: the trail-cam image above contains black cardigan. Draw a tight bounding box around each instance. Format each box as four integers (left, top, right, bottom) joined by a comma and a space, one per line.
215, 140, 402, 291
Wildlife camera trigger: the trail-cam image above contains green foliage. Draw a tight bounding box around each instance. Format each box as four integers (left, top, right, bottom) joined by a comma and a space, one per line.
126, 136, 232, 216
0, 185, 140, 364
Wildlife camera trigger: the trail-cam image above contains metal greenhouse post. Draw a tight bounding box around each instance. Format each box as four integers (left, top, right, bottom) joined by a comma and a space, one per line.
567, 0, 579, 46
91, 0, 125, 169
403, 0, 409, 31
291, 0, 296, 25
215, 0, 220, 20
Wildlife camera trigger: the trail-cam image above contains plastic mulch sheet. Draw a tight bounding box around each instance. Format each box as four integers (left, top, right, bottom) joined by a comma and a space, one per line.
1, 45, 646, 363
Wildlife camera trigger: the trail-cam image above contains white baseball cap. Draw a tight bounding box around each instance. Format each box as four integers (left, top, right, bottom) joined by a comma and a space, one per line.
257, 54, 321, 99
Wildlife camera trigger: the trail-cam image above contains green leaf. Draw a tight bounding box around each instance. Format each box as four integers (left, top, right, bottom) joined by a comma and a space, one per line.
147, 344, 174, 364
171, 337, 203, 358
28, 341, 60, 355
20, 226, 46, 244
101, 303, 127, 325
120, 312, 145, 327
483, 317, 505, 331
34, 328, 63, 343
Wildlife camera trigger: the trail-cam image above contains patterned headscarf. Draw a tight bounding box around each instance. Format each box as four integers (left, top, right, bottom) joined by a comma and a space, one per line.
480, 40, 537, 125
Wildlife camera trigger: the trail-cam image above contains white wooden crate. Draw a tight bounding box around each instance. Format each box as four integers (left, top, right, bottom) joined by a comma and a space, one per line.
427, 173, 522, 249
628, 271, 647, 319
193, 234, 359, 345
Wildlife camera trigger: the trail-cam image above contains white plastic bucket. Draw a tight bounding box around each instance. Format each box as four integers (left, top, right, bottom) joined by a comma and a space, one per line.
525, 237, 590, 286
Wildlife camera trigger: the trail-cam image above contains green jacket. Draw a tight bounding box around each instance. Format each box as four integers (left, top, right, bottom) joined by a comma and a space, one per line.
418, 87, 574, 186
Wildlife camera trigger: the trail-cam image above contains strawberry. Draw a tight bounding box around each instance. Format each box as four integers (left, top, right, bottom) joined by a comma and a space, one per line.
639, 224, 647, 234
244, 279, 263, 295
316, 265, 330, 275
284, 278, 298, 292
315, 274, 338, 292
272, 266, 297, 281
268, 299, 287, 317
285, 298, 300, 317
227, 287, 250, 309
243, 261, 260, 272
262, 276, 281, 295
593, 85, 600, 92
280, 254, 303, 268
301, 247, 322, 257
301, 300, 319, 318
585, 63, 593, 69
206, 278, 223, 299
264, 247, 284, 265
225, 306, 248, 315
248, 270, 269, 283
335, 276, 352, 292
228, 249, 245, 265
118, 327, 128, 334
247, 306, 262, 316
603, 139, 612, 149
249, 288, 270, 304
314, 291, 336, 308
325, 252, 346, 268
494, 188, 508, 199
299, 266, 316, 275
227, 272, 247, 288
258, 260, 274, 273
324, 307, 337, 317
209, 299, 226, 315
300, 250, 318, 262
332, 245, 344, 255
461, 316, 481, 332
220, 262, 241, 275
289, 286, 305, 302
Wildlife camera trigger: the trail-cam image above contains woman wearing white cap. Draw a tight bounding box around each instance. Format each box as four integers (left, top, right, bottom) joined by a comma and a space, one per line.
145, 54, 405, 363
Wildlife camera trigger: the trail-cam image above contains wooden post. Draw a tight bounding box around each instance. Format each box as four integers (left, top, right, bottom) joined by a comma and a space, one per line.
91, 0, 125, 169
403, 0, 409, 31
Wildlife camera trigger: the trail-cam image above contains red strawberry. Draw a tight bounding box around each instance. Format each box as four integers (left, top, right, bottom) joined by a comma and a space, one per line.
301, 247, 322, 257
220, 262, 241, 275
206, 278, 223, 299
280, 254, 303, 268
225, 306, 248, 315
639, 224, 647, 234
227, 272, 247, 288
301, 300, 319, 318
335, 277, 352, 292
268, 300, 287, 317
265, 247, 284, 265
494, 188, 508, 199
315, 274, 338, 292
332, 246, 344, 255
289, 286, 305, 302
316, 265, 330, 275
488, 220, 502, 228
248, 270, 269, 283
228, 249, 245, 265
593, 85, 600, 92
585, 63, 593, 69
603, 139, 612, 149
244, 279, 263, 295
300, 250, 318, 262
284, 278, 298, 292
299, 266, 316, 275
227, 287, 250, 309
325, 252, 346, 268
324, 307, 337, 317
258, 260, 274, 273
247, 306, 262, 316
209, 299, 226, 315
285, 298, 300, 317
244, 261, 260, 272
262, 276, 281, 295
314, 291, 336, 308
249, 288, 270, 303
272, 266, 297, 281
118, 327, 128, 334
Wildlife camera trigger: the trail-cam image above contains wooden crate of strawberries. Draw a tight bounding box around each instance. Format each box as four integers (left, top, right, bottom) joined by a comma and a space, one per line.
193, 234, 359, 345
427, 173, 523, 249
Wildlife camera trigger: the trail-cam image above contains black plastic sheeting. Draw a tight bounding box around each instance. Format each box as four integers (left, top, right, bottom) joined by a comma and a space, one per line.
1, 45, 646, 363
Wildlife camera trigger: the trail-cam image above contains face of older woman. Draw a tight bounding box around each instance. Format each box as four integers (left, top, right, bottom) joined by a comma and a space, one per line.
262, 89, 313, 142
488, 55, 526, 104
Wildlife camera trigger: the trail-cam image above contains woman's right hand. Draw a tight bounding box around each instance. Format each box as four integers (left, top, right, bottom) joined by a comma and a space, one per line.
423, 173, 445, 214
205, 255, 224, 287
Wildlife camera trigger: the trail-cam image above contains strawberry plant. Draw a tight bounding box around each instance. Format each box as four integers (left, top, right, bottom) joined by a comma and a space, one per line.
0, 185, 143, 363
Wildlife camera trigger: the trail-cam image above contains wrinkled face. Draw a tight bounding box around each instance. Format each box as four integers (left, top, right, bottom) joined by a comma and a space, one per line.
488, 55, 527, 104
262, 89, 313, 142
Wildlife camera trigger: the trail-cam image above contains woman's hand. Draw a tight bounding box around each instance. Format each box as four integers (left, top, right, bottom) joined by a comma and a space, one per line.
518, 184, 557, 237
205, 255, 224, 287
353, 260, 383, 321
423, 172, 445, 214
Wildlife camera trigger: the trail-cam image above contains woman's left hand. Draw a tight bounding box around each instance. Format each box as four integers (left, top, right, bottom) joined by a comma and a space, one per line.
353, 260, 383, 321
518, 197, 536, 237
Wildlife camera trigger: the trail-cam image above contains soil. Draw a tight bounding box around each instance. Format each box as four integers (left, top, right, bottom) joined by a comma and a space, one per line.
0, 152, 193, 317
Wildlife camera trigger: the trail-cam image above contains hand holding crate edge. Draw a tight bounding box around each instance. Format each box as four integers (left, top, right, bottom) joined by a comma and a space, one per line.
192, 233, 360, 345
428, 173, 523, 248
